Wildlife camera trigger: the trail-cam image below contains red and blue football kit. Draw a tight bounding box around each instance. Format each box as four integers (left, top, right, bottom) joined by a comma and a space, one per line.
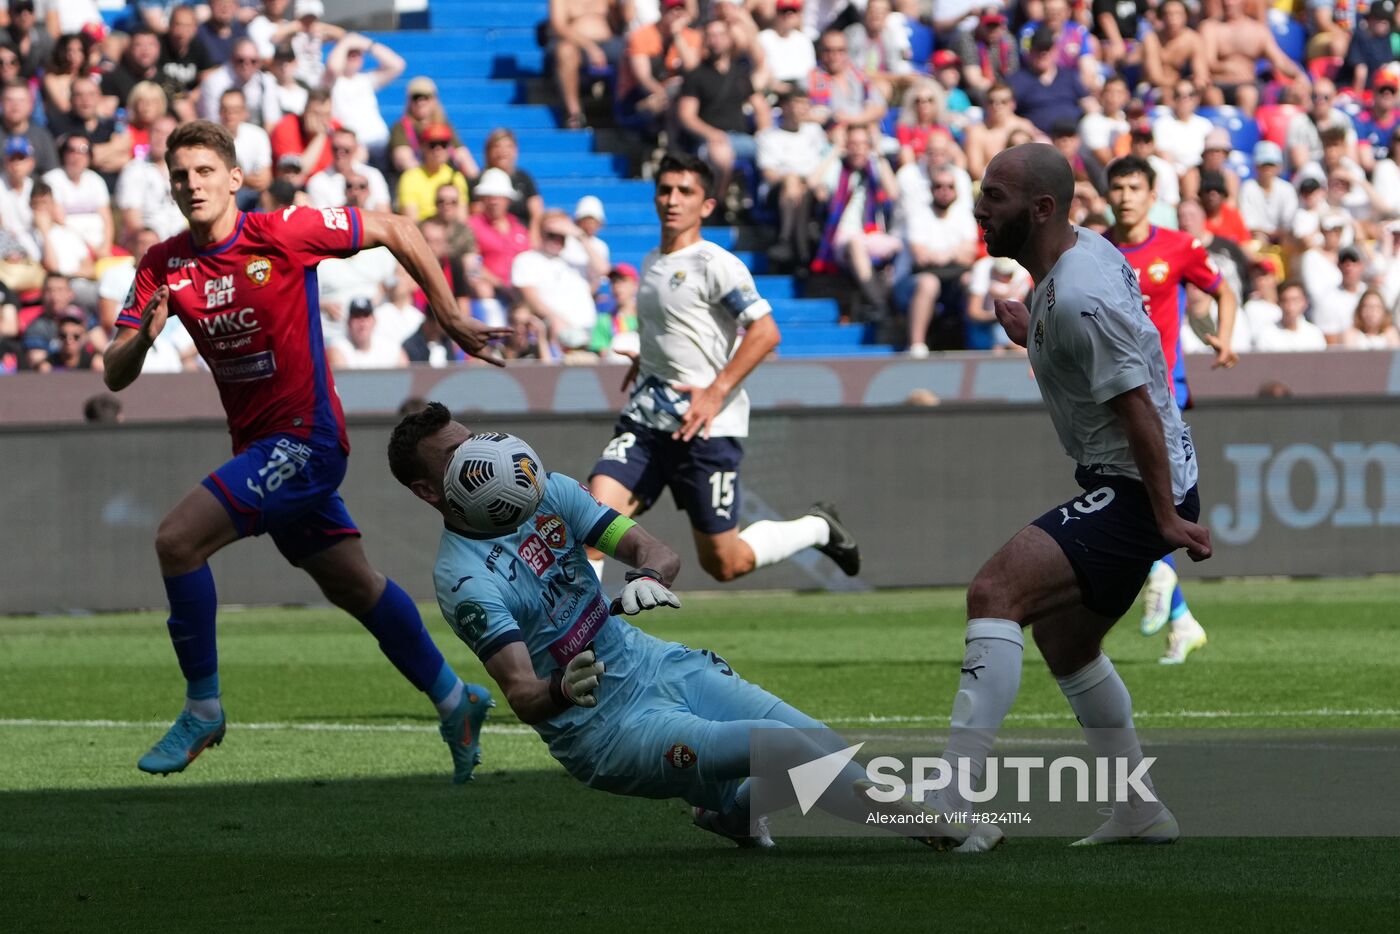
1113, 226, 1222, 408
117, 206, 366, 563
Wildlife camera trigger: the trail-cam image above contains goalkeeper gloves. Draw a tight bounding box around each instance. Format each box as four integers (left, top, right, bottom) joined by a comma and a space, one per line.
553, 649, 605, 708
613, 567, 681, 616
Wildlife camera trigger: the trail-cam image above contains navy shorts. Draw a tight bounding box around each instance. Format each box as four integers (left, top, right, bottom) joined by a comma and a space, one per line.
202, 434, 361, 566
1031, 466, 1200, 619
589, 417, 744, 534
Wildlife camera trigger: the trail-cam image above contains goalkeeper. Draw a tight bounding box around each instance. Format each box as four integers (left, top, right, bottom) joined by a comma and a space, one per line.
388, 403, 939, 848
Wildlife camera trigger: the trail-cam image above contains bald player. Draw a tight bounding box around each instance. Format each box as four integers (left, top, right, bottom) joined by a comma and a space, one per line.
931, 144, 1212, 848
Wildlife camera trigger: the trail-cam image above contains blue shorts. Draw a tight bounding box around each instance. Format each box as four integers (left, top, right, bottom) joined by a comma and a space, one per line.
201, 434, 361, 566
580, 643, 785, 812
1030, 466, 1200, 619
590, 416, 744, 534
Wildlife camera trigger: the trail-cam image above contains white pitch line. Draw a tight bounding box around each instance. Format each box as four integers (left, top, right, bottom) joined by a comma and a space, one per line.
2, 707, 1398, 736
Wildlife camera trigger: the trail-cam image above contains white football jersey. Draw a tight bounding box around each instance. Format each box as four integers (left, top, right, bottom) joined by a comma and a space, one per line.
625, 240, 773, 438
1025, 227, 1199, 501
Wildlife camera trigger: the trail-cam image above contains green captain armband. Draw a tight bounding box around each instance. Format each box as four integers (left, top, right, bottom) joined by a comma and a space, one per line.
595, 515, 637, 557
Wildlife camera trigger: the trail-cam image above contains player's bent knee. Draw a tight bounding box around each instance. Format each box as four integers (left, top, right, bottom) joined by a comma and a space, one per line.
966, 571, 1024, 621
154, 518, 205, 574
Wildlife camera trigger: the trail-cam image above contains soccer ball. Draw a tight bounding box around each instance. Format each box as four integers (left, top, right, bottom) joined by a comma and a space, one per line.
443, 432, 546, 535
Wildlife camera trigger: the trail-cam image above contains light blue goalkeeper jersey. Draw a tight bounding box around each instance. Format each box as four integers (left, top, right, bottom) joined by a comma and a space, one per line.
433, 471, 677, 765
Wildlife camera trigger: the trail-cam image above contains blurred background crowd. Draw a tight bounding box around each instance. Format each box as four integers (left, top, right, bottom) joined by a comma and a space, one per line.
6, 0, 1400, 378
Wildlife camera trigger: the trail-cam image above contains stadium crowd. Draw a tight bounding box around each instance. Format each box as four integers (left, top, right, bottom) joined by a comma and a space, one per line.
5, 0, 1400, 376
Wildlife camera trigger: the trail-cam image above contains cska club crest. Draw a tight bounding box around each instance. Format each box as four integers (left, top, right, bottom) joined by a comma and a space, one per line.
245, 256, 273, 287
535, 513, 567, 549
1147, 258, 1169, 285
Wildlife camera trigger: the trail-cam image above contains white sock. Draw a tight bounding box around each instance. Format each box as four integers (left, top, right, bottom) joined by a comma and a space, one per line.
1056, 654, 1158, 818
434, 679, 465, 719
589, 556, 605, 586
738, 516, 830, 569
184, 696, 222, 721
941, 618, 1024, 796
1169, 610, 1200, 636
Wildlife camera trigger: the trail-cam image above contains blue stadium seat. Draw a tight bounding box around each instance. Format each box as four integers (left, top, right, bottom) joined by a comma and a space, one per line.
907, 22, 935, 74
1269, 10, 1307, 68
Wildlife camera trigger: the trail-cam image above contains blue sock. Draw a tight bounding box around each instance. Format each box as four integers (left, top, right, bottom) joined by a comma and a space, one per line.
1161, 553, 1189, 621
164, 565, 219, 697
356, 579, 454, 695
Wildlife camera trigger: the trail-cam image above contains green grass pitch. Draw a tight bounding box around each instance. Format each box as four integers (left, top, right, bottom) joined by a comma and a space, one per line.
3, 580, 1399, 932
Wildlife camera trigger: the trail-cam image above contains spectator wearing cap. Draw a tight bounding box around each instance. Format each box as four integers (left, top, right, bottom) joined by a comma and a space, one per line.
268, 42, 310, 122
1124, 120, 1181, 214
1198, 170, 1251, 247
1180, 128, 1239, 206
483, 128, 544, 245
1290, 174, 1332, 248
326, 296, 409, 370
325, 32, 403, 167
218, 88, 273, 211
591, 262, 639, 357
115, 113, 185, 242
1019, 0, 1101, 91
468, 168, 531, 296
563, 195, 610, 292
512, 208, 598, 347
1343, 1, 1395, 94
1312, 244, 1369, 342
844, 0, 913, 104
158, 5, 216, 108
1254, 279, 1327, 351
4, 2, 52, 80
0, 134, 36, 248
1008, 25, 1094, 137
307, 126, 391, 212
1240, 141, 1298, 245
758, 0, 814, 96
21, 274, 98, 370
199, 37, 280, 127
678, 18, 771, 210
929, 49, 973, 134
389, 77, 479, 178
288, 0, 348, 88
396, 122, 468, 221
963, 81, 1039, 179
2, 78, 58, 175
1141, 0, 1207, 102
1300, 213, 1348, 301
1357, 68, 1400, 173
950, 12, 1019, 104
43, 132, 111, 257
757, 89, 826, 267
808, 27, 888, 132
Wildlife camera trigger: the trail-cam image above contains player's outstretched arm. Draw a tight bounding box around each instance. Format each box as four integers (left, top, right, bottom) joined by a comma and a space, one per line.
606, 523, 683, 615
673, 313, 781, 442
358, 210, 512, 365
1108, 386, 1213, 561
483, 641, 605, 724
102, 285, 169, 392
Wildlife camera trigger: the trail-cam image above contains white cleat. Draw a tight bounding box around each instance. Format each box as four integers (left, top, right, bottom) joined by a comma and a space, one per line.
1159, 618, 1207, 665
952, 823, 1005, 853
1140, 562, 1178, 636
1071, 805, 1179, 846
692, 807, 775, 849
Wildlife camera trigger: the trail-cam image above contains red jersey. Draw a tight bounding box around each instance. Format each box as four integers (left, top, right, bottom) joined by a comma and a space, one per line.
117, 206, 364, 454
1112, 225, 1222, 378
